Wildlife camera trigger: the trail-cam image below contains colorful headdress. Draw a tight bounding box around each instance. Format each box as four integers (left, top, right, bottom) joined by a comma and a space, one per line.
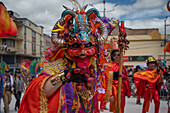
20, 59, 31, 75
30, 59, 40, 77
51, 5, 108, 47
45, 2, 108, 63
0, 61, 7, 73
147, 57, 156, 65
100, 17, 118, 35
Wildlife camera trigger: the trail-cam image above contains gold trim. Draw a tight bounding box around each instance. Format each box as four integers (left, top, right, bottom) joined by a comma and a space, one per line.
75, 92, 80, 113
65, 53, 76, 68
50, 72, 66, 86
57, 88, 62, 113
76, 97, 80, 113
42, 59, 66, 75
51, 48, 66, 62
73, 83, 80, 113
77, 85, 94, 101
39, 76, 50, 113
104, 71, 113, 102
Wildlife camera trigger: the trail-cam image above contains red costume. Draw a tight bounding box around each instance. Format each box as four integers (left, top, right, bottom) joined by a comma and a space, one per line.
134, 69, 162, 113
103, 61, 131, 113
134, 77, 146, 102
100, 102, 107, 110
18, 73, 61, 113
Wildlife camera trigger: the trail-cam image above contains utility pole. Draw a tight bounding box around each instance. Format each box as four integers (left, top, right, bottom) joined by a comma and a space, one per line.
164, 16, 167, 60
103, 0, 106, 17
89, 1, 118, 17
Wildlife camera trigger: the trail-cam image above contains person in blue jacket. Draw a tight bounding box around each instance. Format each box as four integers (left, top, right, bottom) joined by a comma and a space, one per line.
0, 68, 7, 113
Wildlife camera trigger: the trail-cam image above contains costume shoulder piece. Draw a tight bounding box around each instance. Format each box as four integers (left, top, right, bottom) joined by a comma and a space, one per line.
42, 58, 66, 75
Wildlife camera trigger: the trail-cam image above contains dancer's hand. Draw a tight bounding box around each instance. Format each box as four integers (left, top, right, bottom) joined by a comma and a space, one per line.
64, 67, 91, 83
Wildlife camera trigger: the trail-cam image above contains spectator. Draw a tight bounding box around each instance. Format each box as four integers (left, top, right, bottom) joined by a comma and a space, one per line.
22, 70, 28, 86
1, 44, 3, 51
157, 57, 163, 69
14, 70, 25, 111
0, 68, 6, 113
163, 67, 169, 80
1, 43, 7, 52
128, 68, 133, 77
166, 76, 170, 97
4, 43, 7, 52
168, 66, 170, 78
3, 69, 14, 113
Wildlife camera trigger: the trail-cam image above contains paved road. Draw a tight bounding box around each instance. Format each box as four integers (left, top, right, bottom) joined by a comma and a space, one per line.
0, 95, 168, 113
101, 97, 168, 113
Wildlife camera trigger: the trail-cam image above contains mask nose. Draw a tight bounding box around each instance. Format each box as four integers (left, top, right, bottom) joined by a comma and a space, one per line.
78, 31, 89, 43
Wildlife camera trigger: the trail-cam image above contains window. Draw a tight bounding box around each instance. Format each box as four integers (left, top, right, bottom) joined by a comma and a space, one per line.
24, 41, 26, 49
16, 56, 25, 64
32, 43, 36, 51
32, 31, 36, 38
3, 55, 14, 64
22, 20, 26, 25
24, 26, 26, 34
2, 39, 15, 47
167, 35, 170, 41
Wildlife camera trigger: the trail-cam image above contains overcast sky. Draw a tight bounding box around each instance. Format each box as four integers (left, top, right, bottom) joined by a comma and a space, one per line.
1, 0, 170, 35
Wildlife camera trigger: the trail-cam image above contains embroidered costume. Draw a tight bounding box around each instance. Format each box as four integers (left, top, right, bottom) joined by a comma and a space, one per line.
18, 1, 112, 112
104, 61, 131, 113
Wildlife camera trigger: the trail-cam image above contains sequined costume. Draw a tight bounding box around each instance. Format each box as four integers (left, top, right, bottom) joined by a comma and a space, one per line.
18, 1, 110, 112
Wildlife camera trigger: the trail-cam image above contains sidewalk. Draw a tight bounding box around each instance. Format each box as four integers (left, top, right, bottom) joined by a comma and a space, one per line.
0, 95, 168, 113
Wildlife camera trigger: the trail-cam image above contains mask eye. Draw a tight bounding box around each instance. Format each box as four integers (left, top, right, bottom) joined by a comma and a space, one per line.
70, 43, 81, 48
85, 42, 92, 48
69, 18, 73, 24
87, 19, 91, 25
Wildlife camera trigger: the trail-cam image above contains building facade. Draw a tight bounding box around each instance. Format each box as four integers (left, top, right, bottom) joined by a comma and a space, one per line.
108, 27, 170, 67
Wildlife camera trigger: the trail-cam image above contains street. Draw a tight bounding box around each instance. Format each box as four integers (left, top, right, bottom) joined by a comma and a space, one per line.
0, 95, 168, 113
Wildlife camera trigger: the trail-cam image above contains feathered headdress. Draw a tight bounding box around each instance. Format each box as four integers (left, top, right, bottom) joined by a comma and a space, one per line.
20, 59, 31, 75
0, 61, 7, 73
30, 59, 40, 76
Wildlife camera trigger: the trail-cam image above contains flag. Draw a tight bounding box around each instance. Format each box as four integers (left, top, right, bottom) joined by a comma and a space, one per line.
164, 41, 170, 53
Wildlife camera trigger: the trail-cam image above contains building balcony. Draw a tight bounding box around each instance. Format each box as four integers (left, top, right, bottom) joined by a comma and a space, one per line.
12, 33, 24, 40
0, 46, 24, 54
